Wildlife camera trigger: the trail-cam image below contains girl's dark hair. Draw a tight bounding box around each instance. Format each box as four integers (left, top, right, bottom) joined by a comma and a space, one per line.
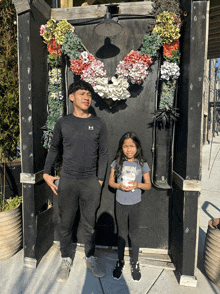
114, 132, 146, 179
68, 80, 94, 96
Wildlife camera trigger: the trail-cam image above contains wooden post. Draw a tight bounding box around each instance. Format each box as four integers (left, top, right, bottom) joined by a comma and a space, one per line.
171, 0, 207, 286
14, 0, 54, 267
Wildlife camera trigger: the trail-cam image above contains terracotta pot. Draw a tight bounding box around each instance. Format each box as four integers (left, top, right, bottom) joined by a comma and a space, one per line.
0, 204, 22, 260
204, 218, 220, 286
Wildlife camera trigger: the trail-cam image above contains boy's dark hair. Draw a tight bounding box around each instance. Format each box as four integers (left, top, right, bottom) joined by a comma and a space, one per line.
68, 80, 94, 96
114, 132, 146, 179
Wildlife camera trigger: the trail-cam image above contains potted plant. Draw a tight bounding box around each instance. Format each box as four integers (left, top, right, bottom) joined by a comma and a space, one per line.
204, 218, 220, 287
0, 194, 22, 260
0, 0, 22, 261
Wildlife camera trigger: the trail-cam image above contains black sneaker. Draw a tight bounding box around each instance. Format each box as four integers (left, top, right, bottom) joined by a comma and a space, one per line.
131, 261, 141, 281
113, 260, 124, 280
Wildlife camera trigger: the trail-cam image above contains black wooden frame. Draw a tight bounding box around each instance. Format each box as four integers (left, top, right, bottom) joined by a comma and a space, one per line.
13, 0, 207, 284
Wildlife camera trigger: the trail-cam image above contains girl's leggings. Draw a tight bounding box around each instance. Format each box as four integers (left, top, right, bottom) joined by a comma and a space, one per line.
116, 201, 141, 263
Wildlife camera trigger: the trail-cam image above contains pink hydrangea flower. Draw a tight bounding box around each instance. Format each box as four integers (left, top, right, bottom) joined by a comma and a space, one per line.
81, 60, 107, 86
40, 25, 46, 36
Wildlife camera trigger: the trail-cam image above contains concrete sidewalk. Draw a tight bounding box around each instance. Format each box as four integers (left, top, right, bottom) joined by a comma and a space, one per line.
1, 136, 220, 294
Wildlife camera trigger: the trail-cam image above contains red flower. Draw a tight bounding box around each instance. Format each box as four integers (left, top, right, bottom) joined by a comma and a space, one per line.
163, 39, 179, 58
47, 39, 61, 56
70, 59, 85, 75
70, 53, 95, 75
124, 50, 152, 68
139, 54, 153, 67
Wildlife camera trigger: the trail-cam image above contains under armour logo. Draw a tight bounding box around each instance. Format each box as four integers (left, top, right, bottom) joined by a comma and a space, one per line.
88, 126, 94, 130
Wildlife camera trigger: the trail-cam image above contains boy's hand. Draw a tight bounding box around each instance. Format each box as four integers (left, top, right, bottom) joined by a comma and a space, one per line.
43, 174, 60, 195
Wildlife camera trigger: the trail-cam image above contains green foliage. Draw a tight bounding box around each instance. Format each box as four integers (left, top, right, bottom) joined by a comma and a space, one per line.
42, 68, 63, 149
0, 0, 19, 161
140, 33, 163, 58
61, 31, 84, 60
154, 79, 179, 126
0, 195, 22, 212
153, 107, 179, 128
159, 80, 176, 109
47, 54, 62, 67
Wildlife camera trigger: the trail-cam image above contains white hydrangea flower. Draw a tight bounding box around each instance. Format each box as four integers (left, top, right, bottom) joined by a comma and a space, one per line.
93, 77, 130, 100
160, 61, 180, 80
93, 78, 109, 97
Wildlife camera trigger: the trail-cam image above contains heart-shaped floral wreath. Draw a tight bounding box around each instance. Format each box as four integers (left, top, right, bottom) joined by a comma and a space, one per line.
40, 11, 181, 149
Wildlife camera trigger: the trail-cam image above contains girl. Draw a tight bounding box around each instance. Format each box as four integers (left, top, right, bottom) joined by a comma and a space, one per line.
109, 132, 151, 281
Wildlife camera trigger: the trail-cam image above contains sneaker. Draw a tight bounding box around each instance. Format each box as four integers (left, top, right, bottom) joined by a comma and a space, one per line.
113, 260, 124, 280
86, 256, 106, 278
56, 257, 72, 283
131, 261, 141, 281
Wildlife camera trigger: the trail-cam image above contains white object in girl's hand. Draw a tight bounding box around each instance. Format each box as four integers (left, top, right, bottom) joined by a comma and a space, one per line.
122, 172, 136, 192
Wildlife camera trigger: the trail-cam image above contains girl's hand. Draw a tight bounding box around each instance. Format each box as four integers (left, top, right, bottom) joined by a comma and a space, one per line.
128, 181, 139, 189
118, 182, 133, 192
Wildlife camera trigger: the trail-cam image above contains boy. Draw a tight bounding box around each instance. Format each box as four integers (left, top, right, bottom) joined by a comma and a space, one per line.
43, 80, 108, 282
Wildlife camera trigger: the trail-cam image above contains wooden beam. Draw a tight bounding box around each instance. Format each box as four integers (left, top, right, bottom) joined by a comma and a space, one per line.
12, 0, 30, 15
209, 9, 220, 17
208, 37, 220, 44
210, 0, 220, 10
207, 51, 220, 57
20, 170, 43, 184
208, 41, 220, 48
51, 1, 153, 21
173, 171, 201, 192
209, 14, 220, 23
209, 23, 220, 31
208, 32, 220, 40
208, 50, 220, 57
32, 0, 51, 20
208, 53, 220, 59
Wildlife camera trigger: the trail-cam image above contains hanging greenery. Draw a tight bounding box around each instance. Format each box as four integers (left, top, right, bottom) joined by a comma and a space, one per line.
41, 68, 63, 149
61, 31, 85, 60
0, 0, 19, 161
140, 33, 163, 58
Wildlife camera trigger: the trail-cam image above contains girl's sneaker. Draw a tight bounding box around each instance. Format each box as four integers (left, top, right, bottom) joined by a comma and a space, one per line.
113, 260, 124, 280
131, 261, 141, 281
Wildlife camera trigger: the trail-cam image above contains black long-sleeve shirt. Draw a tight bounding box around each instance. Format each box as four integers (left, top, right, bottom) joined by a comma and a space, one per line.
43, 114, 109, 181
